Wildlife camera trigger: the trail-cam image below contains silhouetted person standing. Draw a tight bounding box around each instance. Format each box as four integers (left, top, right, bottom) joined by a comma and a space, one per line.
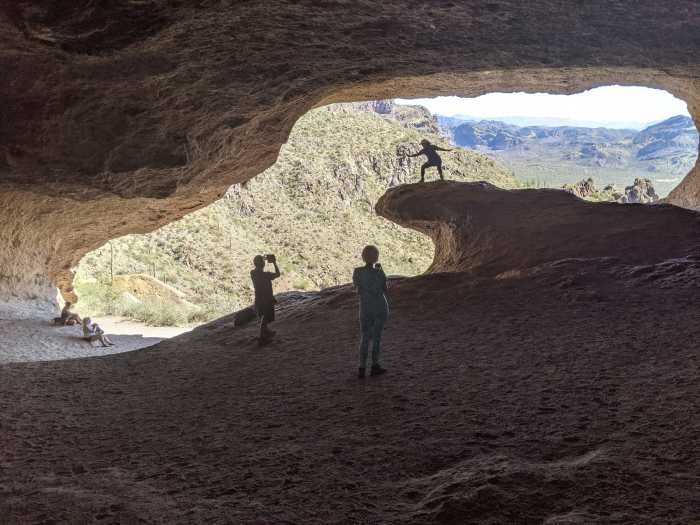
407, 139, 452, 182
353, 245, 389, 378
251, 254, 280, 344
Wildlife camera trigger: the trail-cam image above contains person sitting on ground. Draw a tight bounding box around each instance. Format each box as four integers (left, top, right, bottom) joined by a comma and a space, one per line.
250, 253, 281, 344
406, 139, 452, 182
352, 245, 389, 378
82, 317, 115, 347
53, 302, 82, 326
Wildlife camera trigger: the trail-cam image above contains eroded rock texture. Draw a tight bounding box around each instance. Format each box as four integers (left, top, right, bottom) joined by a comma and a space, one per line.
4, 1, 700, 313
376, 182, 700, 275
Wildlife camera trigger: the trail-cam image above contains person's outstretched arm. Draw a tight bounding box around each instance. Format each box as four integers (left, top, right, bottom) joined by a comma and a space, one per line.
435, 146, 452, 151
406, 149, 425, 158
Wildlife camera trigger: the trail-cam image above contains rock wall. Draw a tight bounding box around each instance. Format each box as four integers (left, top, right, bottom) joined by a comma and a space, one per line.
3, 1, 700, 314
376, 182, 700, 276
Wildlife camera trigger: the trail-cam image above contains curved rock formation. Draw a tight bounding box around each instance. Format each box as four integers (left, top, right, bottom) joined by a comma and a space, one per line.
4, 1, 700, 313
376, 181, 700, 275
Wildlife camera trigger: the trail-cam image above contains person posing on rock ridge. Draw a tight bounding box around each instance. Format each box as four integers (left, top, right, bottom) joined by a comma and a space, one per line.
406, 139, 452, 182
353, 245, 389, 378
251, 253, 281, 344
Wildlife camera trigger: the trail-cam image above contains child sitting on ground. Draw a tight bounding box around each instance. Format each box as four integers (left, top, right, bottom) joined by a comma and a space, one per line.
82, 317, 115, 347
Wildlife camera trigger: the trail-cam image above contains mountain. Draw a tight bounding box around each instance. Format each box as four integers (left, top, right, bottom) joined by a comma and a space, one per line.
438, 115, 657, 129
441, 115, 698, 196
75, 102, 516, 325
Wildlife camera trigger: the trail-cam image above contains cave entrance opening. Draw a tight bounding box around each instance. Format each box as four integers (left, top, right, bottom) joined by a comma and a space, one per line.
66, 96, 519, 355
398, 85, 698, 200
21, 86, 698, 363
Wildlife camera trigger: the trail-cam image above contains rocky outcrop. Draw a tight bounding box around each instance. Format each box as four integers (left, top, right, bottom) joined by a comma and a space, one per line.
4, 2, 700, 314
376, 181, 700, 275
563, 177, 597, 199
563, 178, 658, 203
328, 99, 441, 135
621, 177, 660, 204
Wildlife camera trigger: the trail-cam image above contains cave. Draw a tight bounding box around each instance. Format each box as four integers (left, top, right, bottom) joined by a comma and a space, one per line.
4, 1, 700, 316
2, 2, 700, 523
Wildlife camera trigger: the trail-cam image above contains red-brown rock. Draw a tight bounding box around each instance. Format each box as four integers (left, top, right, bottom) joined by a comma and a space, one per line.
3, 1, 700, 312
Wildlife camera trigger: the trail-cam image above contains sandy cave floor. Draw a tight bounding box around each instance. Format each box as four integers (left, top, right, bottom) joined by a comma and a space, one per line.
0, 316, 192, 364
1, 261, 700, 524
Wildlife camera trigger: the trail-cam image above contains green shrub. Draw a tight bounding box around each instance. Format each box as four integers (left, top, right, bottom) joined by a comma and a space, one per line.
73, 279, 120, 316
74, 278, 207, 327
115, 298, 193, 327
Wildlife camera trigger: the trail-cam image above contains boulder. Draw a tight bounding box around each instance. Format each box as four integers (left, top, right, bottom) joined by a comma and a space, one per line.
563, 178, 597, 199
620, 178, 660, 204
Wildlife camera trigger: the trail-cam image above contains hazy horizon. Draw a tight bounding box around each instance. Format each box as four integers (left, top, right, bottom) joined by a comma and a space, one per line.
396, 86, 691, 129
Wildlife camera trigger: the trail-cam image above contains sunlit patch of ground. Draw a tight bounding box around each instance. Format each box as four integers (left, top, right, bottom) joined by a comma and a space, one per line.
0, 316, 193, 363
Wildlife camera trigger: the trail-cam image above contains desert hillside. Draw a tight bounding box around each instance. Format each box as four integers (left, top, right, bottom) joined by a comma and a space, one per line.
75, 103, 516, 324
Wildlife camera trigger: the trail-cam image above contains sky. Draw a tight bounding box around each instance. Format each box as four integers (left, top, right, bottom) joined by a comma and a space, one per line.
395, 86, 690, 128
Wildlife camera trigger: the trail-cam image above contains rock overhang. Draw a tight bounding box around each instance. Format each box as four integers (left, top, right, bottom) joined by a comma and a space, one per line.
3, 1, 700, 314
376, 181, 700, 275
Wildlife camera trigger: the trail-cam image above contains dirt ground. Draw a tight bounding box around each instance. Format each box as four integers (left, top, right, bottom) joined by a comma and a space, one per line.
0, 316, 192, 364
1, 259, 699, 524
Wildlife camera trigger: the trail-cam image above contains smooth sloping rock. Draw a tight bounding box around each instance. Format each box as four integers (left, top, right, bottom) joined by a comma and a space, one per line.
376, 181, 700, 275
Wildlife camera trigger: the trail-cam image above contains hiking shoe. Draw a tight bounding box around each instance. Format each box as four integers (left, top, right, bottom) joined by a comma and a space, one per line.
358, 367, 366, 379
370, 365, 387, 377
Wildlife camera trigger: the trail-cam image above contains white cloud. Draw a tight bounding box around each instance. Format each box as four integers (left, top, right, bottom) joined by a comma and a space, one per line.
396, 86, 689, 127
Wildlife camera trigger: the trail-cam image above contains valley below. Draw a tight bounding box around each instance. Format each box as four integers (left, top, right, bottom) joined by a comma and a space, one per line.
439, 114, 698, 196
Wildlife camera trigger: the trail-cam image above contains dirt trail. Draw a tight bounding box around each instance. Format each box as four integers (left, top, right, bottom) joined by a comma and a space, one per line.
1, 261, 699, 523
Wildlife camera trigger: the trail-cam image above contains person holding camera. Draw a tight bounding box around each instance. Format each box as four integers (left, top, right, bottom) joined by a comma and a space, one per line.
251, 253, 281, 344
352, 245, 389, 378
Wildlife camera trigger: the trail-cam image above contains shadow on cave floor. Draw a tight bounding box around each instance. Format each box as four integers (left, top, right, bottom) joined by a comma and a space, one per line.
1, 258, 700, 523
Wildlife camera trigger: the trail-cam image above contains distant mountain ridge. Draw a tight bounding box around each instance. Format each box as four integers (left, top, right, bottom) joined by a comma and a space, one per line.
438, 114, 663, 130
439, 115, 698, 196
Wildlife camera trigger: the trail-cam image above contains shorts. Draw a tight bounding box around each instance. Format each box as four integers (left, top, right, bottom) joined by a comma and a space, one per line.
255, 302, 275, 323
